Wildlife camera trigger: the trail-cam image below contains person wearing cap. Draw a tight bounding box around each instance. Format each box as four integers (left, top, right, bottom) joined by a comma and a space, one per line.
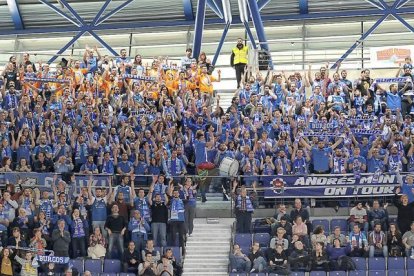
231, 38, 248, 89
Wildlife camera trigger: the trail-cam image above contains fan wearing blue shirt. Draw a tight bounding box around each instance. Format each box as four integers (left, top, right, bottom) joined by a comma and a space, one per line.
301, 136, 344, 174
347, 147, 367, 174
379, 83, 408, 112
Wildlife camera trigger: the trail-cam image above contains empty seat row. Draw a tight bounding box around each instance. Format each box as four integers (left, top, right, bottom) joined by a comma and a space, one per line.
234, 232, 271, 248
70, 259, 121, 274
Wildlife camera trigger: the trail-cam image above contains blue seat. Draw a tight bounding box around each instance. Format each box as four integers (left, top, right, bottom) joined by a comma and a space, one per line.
330, 219, 348, 233
407, 257, 414, 270
164, 246, 182, 264
84, 259, 103, 273
119, 273, 137, 276
99, 274, 117, 276
240, 246, 250, 255
103, 259, 121, 273
229, 273, 247, 276
312, 219, 330, 233
290, 272, 306, 276
330, 272, 347, 276
234, 233, 252, 247
349, 271, 367, 276
388, 270, 406, 276
368, 271, 386, 276
352, 257, 367, 271
69, 259, 84, 273
253, 233, 271, 247
368, 257, 386, 271
249, 274, 266, 276
309, 272, 326, 276
388, 257, 405, 270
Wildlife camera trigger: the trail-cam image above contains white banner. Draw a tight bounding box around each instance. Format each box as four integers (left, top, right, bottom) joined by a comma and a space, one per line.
370, 46, 413, 68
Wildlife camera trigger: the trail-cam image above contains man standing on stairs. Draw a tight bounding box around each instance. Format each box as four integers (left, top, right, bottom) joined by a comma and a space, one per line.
232, 181, 255, 233
231, 38, 249, 89
168, 188, 186, 250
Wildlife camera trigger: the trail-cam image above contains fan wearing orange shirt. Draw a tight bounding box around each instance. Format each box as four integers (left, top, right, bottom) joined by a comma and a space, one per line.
101, 67, 123, 98
197, 65, 221, 95
71, 60, 89, 88
173, 71, 196, 95
164, 64, 179, 96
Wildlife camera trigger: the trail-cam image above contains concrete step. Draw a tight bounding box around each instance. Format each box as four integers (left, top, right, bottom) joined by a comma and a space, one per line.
186, 245, 230, 251
182, 273, 228, 276
184, 254, 229, 259
183, 266, 228, 272
183, 260, 229, 267
186, 241, 230, 246
187, 236, 231, 240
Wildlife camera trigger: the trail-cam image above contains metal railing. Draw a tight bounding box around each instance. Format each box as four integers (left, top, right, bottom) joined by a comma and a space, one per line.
0, 171, 405, 211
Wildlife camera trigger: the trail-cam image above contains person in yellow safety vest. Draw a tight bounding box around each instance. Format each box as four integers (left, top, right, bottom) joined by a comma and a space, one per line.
230, 38, 248, 89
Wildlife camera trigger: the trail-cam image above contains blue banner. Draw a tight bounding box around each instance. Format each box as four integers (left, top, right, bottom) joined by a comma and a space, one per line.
23, 77, 70, 83
36, 255, 69, 264
122, 74, 156, 82
1, 172, 110, 191
263, 174, 399, 198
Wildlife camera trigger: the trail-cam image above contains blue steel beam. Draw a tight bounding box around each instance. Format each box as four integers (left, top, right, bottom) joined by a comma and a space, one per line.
57, 0, 85, 26
48, 31, 85, 64
331, 14, 389, 69
183, 0, 195, 21
212, 21, 230, 66
192, 0, 207, 59
88, 30, 119, 57
212, 0, 223, 14
243, 21, 257, 49
396, 0, 411, 9
257, 0, 271, 11
299, 0, 308, 14
364, 0, 385, 10
95, 0, 134, 26
38, 0, 81, 27
6, 0, 24, 30
246, 0, 270, 52
5, 6, 414, 37
207, 0, 223, 19
377, 0, 389, 8
392, 13, 414, 32
92, 0, 112, 26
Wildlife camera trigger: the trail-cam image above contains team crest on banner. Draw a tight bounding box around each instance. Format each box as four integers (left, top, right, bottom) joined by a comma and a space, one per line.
271, 178, 285, 195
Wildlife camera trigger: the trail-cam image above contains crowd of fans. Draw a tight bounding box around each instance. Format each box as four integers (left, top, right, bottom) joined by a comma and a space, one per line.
1, 38, 414, 275
231, 196, 414, 274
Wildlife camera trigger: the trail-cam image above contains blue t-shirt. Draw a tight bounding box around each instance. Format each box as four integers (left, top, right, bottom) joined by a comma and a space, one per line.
194, 140, 207, 166
402, 183, 414, 203
311, 147, 331, 172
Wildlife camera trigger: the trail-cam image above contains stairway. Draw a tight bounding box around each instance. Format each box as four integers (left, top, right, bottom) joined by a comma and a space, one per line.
182, 218, 233, 276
